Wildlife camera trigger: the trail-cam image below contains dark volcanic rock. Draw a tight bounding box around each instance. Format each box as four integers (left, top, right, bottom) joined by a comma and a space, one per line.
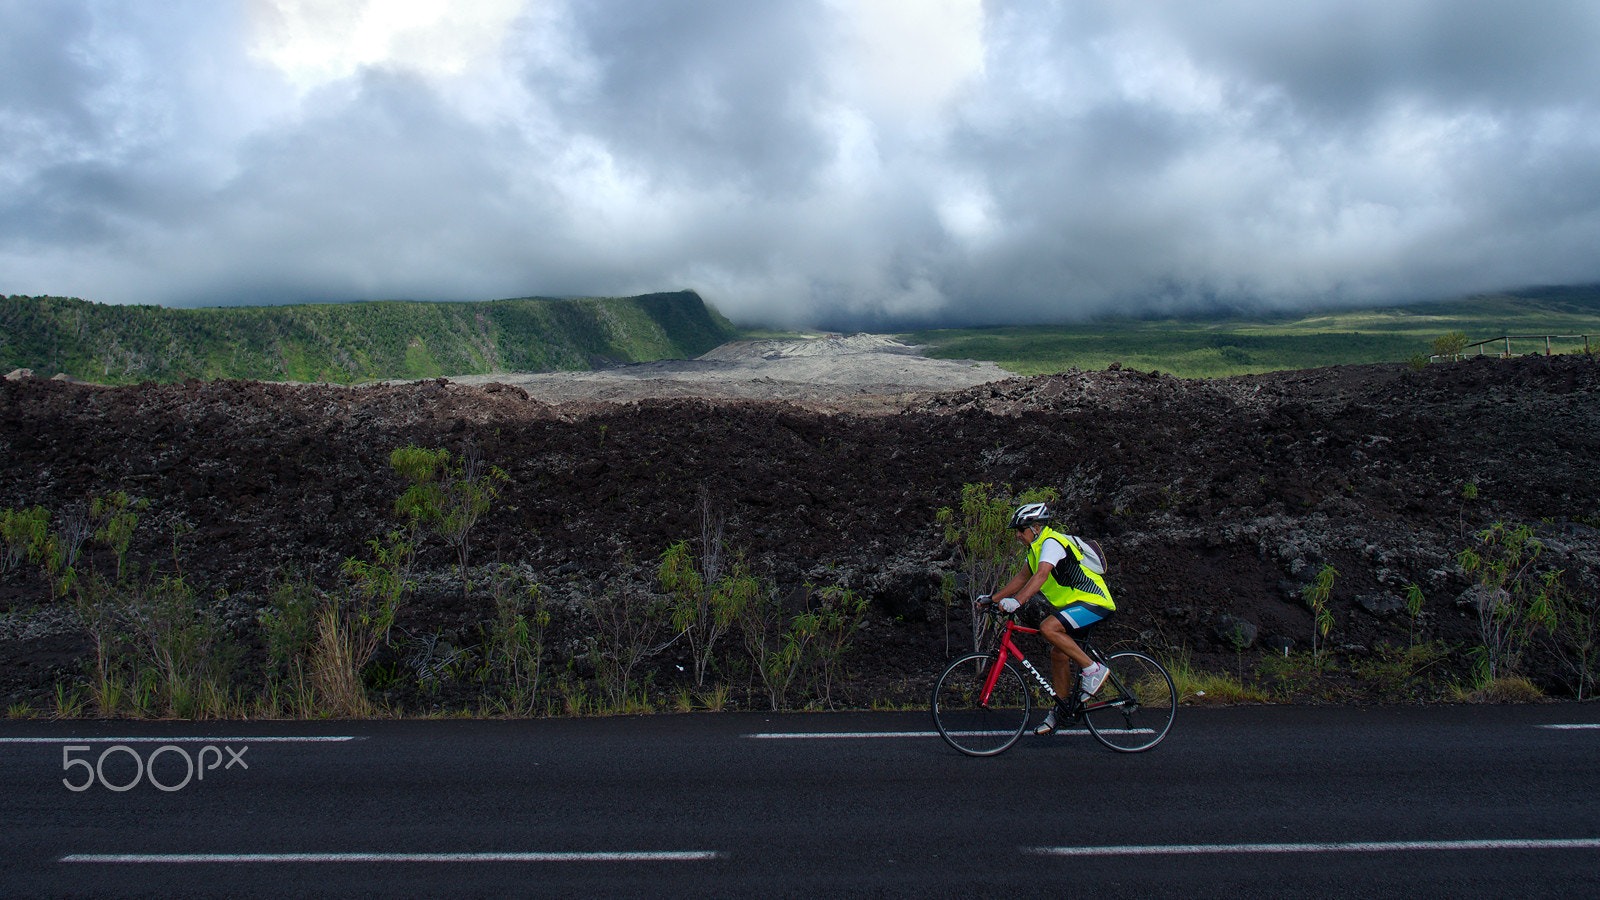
1355, 594, 1406, 619
1, 354, 1598, 708
1214, 615, 1259, 650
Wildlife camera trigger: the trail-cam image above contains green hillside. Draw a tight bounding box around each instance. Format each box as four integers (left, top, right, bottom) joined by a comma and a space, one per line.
904, 286, 1600, 378
0, 291, 739, 384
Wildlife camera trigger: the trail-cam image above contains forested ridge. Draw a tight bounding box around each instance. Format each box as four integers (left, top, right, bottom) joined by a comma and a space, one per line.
0, 291, 738, 384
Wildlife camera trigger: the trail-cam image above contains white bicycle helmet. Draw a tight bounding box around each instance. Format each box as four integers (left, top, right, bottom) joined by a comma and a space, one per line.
1007, 502, 1051, 531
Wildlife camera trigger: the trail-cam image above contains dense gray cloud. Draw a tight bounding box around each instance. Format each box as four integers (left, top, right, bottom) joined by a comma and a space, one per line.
2, 0, 1598, 328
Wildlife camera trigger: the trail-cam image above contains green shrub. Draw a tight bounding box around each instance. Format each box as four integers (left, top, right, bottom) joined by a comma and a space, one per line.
809, 585, 869, 709
1546, 574, 1598, 700
259, 576, 324, 717
1300, 564, 1338, 659
582, 583, 667, 710
67, 572, 126, 716
1451, 676, 1544, 703
1457, 523, 1556, 685
1404, 582, 1426, 644
53, 684, 85, 719
1257, 650, 1338, 701
696, 683, 732, 712
936, 483, 1058, 654
90, 492, 144, 582
123, 575, 234, 718
319, 530, 416, 716
391, 444, 508, 604
0, 506, 55, 591
740, 588, 816, 712
1163, 649, 1272, 704
1431, 332, 1470, 360
483, 565, 549, 714
0, 507, 48, 573
659, 493, 757, 689
1352, 642, 1451, 701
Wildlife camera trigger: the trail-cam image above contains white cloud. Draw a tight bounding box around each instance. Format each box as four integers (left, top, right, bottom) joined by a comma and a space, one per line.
2, 1, 1600, 328
935, 180, 999, 250
827, 0, 985, 123
247, 0, 526, 87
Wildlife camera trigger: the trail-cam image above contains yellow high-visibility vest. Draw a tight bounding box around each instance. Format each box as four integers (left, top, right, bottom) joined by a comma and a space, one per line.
1028, 526, 1114, 611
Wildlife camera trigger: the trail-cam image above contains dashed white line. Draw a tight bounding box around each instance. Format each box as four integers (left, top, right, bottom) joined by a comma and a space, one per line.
1538, 724, 1600, 730
747, 731, 942, 739
1030, 839, 1600, 857
0, 737, 360, 744
62, 851, 720, 864
744, 729, 1135, 739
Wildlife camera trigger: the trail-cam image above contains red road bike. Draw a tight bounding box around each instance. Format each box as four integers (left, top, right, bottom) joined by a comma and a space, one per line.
931, 603, 1176, 756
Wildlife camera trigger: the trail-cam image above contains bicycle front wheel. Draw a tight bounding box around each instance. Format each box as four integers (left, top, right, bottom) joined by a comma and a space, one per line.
931, 653, 1031, 757
1084, 651, 1176, 753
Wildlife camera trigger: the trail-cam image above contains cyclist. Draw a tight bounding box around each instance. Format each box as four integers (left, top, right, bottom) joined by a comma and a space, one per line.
987, 502, 1115, 736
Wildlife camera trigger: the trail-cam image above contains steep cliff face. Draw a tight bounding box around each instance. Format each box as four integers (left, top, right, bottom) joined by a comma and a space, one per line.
0, 291, 738, 384
1, 353, 1596, 711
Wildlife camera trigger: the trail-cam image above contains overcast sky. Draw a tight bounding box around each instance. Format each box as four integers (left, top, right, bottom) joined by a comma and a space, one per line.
3, 1, 1598, 328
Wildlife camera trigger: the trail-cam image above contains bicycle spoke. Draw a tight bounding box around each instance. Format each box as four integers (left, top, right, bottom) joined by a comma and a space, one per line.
1083, 651, 1176, 752
931, 653, 1031, 756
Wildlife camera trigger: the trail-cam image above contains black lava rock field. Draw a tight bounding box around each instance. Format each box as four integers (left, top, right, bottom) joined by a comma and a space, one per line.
2, 353, 1597, 712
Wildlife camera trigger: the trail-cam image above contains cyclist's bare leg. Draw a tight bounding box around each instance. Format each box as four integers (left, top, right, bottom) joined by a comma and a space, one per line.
1048, 646, 1072, 702
1040, 617, 1095, 704
1040, 616, 1093, 670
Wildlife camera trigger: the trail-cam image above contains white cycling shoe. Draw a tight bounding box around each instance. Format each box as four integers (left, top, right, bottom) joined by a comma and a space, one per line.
1079, 662, 1109, 698
1033, 709, 1057, 736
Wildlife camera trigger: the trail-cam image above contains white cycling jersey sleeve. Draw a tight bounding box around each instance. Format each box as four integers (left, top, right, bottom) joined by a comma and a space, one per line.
1038, 538, 1068, 568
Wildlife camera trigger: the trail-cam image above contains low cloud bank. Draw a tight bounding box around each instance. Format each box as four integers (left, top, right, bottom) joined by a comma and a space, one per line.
3, 1, 1599, 329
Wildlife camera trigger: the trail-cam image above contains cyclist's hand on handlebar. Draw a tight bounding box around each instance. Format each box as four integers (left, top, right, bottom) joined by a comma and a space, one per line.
973, 595, 1020, 614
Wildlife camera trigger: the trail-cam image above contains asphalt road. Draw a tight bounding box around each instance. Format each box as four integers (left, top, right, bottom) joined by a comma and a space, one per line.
3, 705, 1598, 898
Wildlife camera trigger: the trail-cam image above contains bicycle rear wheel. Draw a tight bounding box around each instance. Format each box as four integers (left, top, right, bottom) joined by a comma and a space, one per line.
1084, 651, 1176, 753
931, 653, 1031, 756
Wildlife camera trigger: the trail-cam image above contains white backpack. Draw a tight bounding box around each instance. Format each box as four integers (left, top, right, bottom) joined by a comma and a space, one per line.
1065, 535, 1107, 575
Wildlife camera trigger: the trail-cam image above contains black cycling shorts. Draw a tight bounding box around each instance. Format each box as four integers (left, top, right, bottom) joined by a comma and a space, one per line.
1020, 596, 1113, 637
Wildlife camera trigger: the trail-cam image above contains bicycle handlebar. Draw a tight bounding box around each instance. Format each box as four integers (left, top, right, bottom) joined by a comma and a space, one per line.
975, 594, 1023, 612
973, 596, 1018, 620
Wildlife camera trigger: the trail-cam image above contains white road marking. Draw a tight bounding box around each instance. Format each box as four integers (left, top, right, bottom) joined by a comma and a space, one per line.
0, 736, 359, 744
1030, 838, 1600, 857
1061, 728, 1154, 735
62, 851, 720, 864
744, 728, 1150, 739
748, 731, 952, 739
751, 723, 1584, 740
